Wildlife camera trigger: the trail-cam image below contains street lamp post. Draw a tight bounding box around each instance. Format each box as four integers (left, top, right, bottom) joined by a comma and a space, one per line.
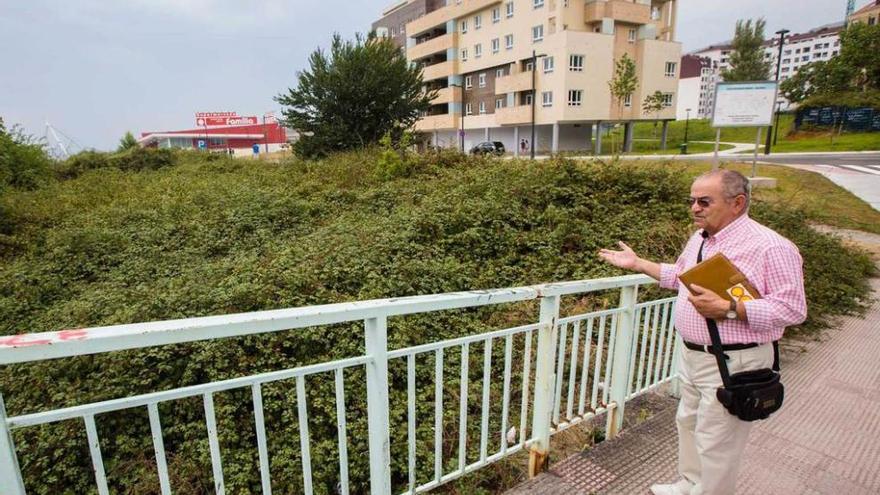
450, 83, 465, 152
530, 50, 547, 160
683, 108, 691, 154
766, 28, 789, 155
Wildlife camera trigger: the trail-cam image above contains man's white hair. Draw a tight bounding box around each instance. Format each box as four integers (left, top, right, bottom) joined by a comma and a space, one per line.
696, 169, 751, 208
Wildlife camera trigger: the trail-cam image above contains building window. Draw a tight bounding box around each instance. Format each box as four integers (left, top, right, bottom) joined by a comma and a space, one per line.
461, 20, 468, 33
496, 98, 504, 109
496, 67, 505, 78
651, 6, 661, 20
628, 28, 637, 43
543, 56, 554, 73
782, 58, 790, 64
568, 89, 583, 106
479, 73, 486, 88
661, 93, 673, 107
532, 25, 544, 42
665, 62, 676, 77
479, 101, 486, 114
475, 43, 482, 58
474, 14, 482, 29
465, 75, 472, 88
525, 61, 534, 71
624, 94, 632, 107
466, 102, 473, 115
492, 38, 500, 53
461, 48, 468, 61
505, 34, 514, 49
506, 1, 514, 17
492, 8, 500, 23
533, 0, 544, 8
569, 54, 584, 71
542, 91, 553, 106
525, 93, 533, 105
391, 26, 397, 36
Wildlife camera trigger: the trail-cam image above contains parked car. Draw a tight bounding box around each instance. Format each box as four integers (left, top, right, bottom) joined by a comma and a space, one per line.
469, 141, 505, 156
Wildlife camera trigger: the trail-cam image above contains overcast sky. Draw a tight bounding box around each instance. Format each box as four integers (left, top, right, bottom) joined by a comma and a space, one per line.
0, 0, 864, 151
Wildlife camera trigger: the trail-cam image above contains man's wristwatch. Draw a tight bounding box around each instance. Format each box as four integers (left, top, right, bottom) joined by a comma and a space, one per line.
725, 299, 738, 320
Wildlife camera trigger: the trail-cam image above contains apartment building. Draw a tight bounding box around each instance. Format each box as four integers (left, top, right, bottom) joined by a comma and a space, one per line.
850, 0, 880, 25
687, 22, 844, 114
374, 0, 681, 154
675, 54, 715, 120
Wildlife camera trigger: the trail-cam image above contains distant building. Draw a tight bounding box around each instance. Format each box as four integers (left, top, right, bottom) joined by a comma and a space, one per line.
849, 0, 880, 25
138, 122, 289, 156
373, 0, 682, 154
675, 54, 715, 120
686, 22, 844, 114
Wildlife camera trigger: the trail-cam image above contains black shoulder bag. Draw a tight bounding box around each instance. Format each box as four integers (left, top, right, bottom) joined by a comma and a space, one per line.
698, 236, 784, 422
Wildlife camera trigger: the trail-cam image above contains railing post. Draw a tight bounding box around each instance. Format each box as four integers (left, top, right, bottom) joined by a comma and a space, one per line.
364, 317, 391, 494
528, 294, 560, 477
605, 284, 638, 439
0, 394, 27, 495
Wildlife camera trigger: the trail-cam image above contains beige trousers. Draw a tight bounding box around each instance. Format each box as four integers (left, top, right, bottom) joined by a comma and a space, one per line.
676, 342, 774, 495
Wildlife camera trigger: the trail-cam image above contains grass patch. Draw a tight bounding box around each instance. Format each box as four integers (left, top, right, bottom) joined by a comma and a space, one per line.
627, 140, 734, 155
630, 115, 880, 152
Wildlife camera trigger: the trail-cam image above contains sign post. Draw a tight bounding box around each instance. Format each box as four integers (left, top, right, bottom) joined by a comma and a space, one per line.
710, 81, 777, 173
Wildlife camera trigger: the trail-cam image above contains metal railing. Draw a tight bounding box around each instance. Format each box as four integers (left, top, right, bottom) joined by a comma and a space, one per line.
0, 274, 680, 494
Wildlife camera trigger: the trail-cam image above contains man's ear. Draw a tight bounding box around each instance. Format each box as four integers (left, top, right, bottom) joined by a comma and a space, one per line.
735, 194, 747, 214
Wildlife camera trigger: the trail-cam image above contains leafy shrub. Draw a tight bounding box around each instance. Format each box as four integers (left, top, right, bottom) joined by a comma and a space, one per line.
0, 119, 53, 191
57, 148, 177, 180
0, 153, 873, 493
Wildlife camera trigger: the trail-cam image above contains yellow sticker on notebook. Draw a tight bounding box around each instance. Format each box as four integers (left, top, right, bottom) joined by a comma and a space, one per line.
727, 284, 755, 301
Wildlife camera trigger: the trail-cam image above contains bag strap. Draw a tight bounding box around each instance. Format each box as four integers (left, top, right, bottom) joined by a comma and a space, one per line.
696, 233, 780, 384
697, 235, 734, 387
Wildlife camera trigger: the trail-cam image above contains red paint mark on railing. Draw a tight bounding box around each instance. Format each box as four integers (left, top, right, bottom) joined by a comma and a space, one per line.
0, 334, 53, 347
0, 329, 90, 348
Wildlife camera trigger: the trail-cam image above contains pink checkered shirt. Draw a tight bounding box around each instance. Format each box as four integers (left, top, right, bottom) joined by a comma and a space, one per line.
659, 214, 807, 345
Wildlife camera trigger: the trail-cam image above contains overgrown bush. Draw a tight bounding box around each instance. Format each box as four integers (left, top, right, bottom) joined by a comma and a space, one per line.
56, 147, 178, 180
0, 153, 873, 494
0, 119, 53, 191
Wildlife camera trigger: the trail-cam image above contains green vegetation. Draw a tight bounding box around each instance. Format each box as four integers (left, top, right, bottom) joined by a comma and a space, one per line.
780, 22, 880, 108
0, 118, 53, 192
721, 18, 771, 82
117, 131, 139, 152
629, 115, 880, 153
0, 150, 874, 493
276, 33, 435, 159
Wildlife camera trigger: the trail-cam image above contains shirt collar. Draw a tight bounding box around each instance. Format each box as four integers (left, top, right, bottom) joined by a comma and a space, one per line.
703, 213, 750, 243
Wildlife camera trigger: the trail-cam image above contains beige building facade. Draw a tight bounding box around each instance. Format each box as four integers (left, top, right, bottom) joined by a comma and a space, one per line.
375, 0, 681, 154
849, 0, 880, 25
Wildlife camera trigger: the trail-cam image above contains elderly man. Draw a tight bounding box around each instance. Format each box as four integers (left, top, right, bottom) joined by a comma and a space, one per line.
598, 169, 806, 495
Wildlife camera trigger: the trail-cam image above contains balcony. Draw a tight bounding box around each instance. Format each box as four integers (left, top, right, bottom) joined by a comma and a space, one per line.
415, 113, 458, 131
495, 71, 533, 95
408, 33, 456, 62
421, 60, 456, 82
495, 105, 532, 125
431, 86, 461, 105
584, 0, 651, 25
408, 0, 503, 37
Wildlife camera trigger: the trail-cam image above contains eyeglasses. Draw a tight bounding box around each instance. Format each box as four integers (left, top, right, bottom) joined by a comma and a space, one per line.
686, 196, 714, 208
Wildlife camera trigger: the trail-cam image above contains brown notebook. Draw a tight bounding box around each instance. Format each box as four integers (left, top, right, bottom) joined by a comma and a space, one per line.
678, 253, 762, 302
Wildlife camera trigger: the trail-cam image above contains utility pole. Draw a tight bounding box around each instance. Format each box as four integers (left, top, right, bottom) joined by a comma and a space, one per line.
530, 50, 546, 160
765, 29, 789, 155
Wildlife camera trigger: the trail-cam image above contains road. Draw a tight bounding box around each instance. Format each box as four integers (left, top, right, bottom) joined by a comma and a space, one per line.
750, 152, 880, 176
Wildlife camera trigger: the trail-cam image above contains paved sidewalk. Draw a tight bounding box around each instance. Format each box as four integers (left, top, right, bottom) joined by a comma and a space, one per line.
505, 275, 880, 494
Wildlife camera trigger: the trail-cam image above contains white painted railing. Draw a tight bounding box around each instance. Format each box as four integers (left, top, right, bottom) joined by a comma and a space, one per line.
0, 274, 680, 495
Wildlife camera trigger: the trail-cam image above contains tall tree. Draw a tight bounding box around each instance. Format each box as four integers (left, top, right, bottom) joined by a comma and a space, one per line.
117, 131, 138, 152
276, 33, 436, 159
836, 21, 880, 91
721, 19, 771, 81
608, 53, 638, 117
